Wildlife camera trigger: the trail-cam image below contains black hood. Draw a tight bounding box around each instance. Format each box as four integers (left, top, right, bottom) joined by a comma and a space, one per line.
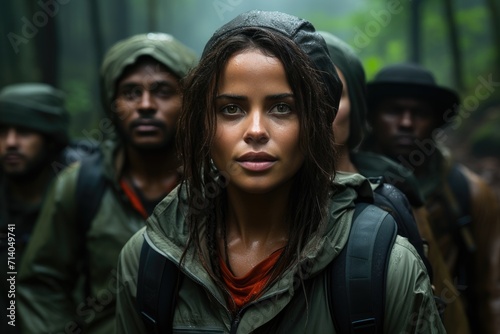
203, 10, 341, 120
319, 31, 369, 150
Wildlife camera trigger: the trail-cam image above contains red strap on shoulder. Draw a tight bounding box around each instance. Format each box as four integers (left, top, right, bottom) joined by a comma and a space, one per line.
119, 178, 148, 219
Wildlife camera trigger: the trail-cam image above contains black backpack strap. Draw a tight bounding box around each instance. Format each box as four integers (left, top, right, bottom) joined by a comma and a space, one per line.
446, 164, 475, 277
329, 202, 397, 334
76, 151, 106, 232
137, 239, 180, 334
447, 164, 475, 252
75, 151, 107, 297
447, 164, 478, 326
447, 164, 471, 221
371, 180, 433, 282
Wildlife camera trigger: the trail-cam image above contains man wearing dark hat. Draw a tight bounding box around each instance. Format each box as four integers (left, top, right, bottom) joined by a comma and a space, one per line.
0, 83, 70, 334
18, 33, 197, 334
365, 63, 500, 333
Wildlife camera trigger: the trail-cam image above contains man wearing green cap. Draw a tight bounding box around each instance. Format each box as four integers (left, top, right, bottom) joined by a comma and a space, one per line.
0, 83, 70, 334
18, 33, 197, 334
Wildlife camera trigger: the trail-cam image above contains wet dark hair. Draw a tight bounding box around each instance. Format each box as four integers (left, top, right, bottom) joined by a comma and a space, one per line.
177, 27, 337, 306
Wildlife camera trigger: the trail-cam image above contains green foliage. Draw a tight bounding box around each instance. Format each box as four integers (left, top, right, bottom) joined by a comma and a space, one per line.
363, 56, 383, 79
63, 80, 99, 138
64, 80, 93, 115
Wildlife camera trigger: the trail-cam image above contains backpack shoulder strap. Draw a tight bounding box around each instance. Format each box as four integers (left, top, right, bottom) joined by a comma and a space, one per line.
75, 151, 107, 296
137, 239, 180, 334
76, 150, 106, 231
329, 202, 397, 334
447, 163, 477, 325
371, 180, 433, 282
447, 163, 472, 227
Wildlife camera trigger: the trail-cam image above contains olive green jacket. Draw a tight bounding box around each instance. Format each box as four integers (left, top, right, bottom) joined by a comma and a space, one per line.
116, 173, 445, 333
18, 139, 146, 334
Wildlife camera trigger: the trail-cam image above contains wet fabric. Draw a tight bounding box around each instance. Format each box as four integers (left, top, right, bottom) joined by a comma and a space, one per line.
0, 83, 69, 146
100, 33, 198, 116
203, 10, 341, 123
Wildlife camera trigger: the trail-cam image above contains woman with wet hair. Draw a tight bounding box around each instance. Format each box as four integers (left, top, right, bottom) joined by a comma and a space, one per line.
116, 11, 444, 333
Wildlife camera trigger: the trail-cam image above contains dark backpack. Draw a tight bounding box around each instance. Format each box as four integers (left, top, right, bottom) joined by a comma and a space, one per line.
135, 178, 432, 334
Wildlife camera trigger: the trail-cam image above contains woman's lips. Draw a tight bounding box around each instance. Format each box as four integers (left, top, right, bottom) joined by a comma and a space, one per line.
236, 152, 277, 172
237, 160, 276, 172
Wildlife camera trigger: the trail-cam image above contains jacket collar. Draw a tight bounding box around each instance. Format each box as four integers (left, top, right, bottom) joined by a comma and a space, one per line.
145, 172, 373, 312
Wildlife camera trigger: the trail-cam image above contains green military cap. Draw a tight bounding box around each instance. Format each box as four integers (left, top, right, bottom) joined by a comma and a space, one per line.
0, 83, 69, 146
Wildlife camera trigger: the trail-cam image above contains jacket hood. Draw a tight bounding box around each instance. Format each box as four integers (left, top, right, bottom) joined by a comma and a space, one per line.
319, 31, 369, 150
100, 33, 198, 117
203, 10, 341, 121
145, 172, 373, 294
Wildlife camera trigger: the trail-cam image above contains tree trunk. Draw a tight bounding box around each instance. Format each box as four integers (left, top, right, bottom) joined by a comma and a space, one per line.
21, 0, 60, 86
147, 0, 158, 32
1, 1, 21, 85
34, 10, 59, 86
111, 0, 130, 42
443, 0, 464, 92
88, 0, 104, 68
409, 0, 423, 63
485, 0, 500, 80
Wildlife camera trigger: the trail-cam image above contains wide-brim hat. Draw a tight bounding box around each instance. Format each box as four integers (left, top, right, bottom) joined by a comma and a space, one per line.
367, 63, 460, 126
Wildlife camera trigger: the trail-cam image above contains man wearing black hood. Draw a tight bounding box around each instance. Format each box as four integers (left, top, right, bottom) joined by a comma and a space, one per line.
365, 63, 500, 333
17, 33, 197, 334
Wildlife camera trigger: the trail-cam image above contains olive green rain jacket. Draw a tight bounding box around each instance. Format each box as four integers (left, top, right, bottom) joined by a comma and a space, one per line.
17, 140, 146, 334
115, 173, 445, 333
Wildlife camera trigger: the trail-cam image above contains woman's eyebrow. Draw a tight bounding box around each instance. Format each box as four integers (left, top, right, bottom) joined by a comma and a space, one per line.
266, 93, 294, 100
215, 94, 247, 101
215, 93, 294, 101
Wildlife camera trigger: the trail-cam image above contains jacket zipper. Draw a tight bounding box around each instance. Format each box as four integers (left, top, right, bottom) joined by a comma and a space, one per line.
229, 312, 242, 334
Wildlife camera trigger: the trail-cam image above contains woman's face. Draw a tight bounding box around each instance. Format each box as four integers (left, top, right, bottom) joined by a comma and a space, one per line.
211, 49, 304, 194
332, 68, 350, 146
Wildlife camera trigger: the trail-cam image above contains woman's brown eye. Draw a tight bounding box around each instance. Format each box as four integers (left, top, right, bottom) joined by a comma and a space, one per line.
272, 103, 292, 114
222, 105, 241, 114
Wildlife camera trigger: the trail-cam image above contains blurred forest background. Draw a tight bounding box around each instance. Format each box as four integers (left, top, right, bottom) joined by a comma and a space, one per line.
1, 0, 499, 192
